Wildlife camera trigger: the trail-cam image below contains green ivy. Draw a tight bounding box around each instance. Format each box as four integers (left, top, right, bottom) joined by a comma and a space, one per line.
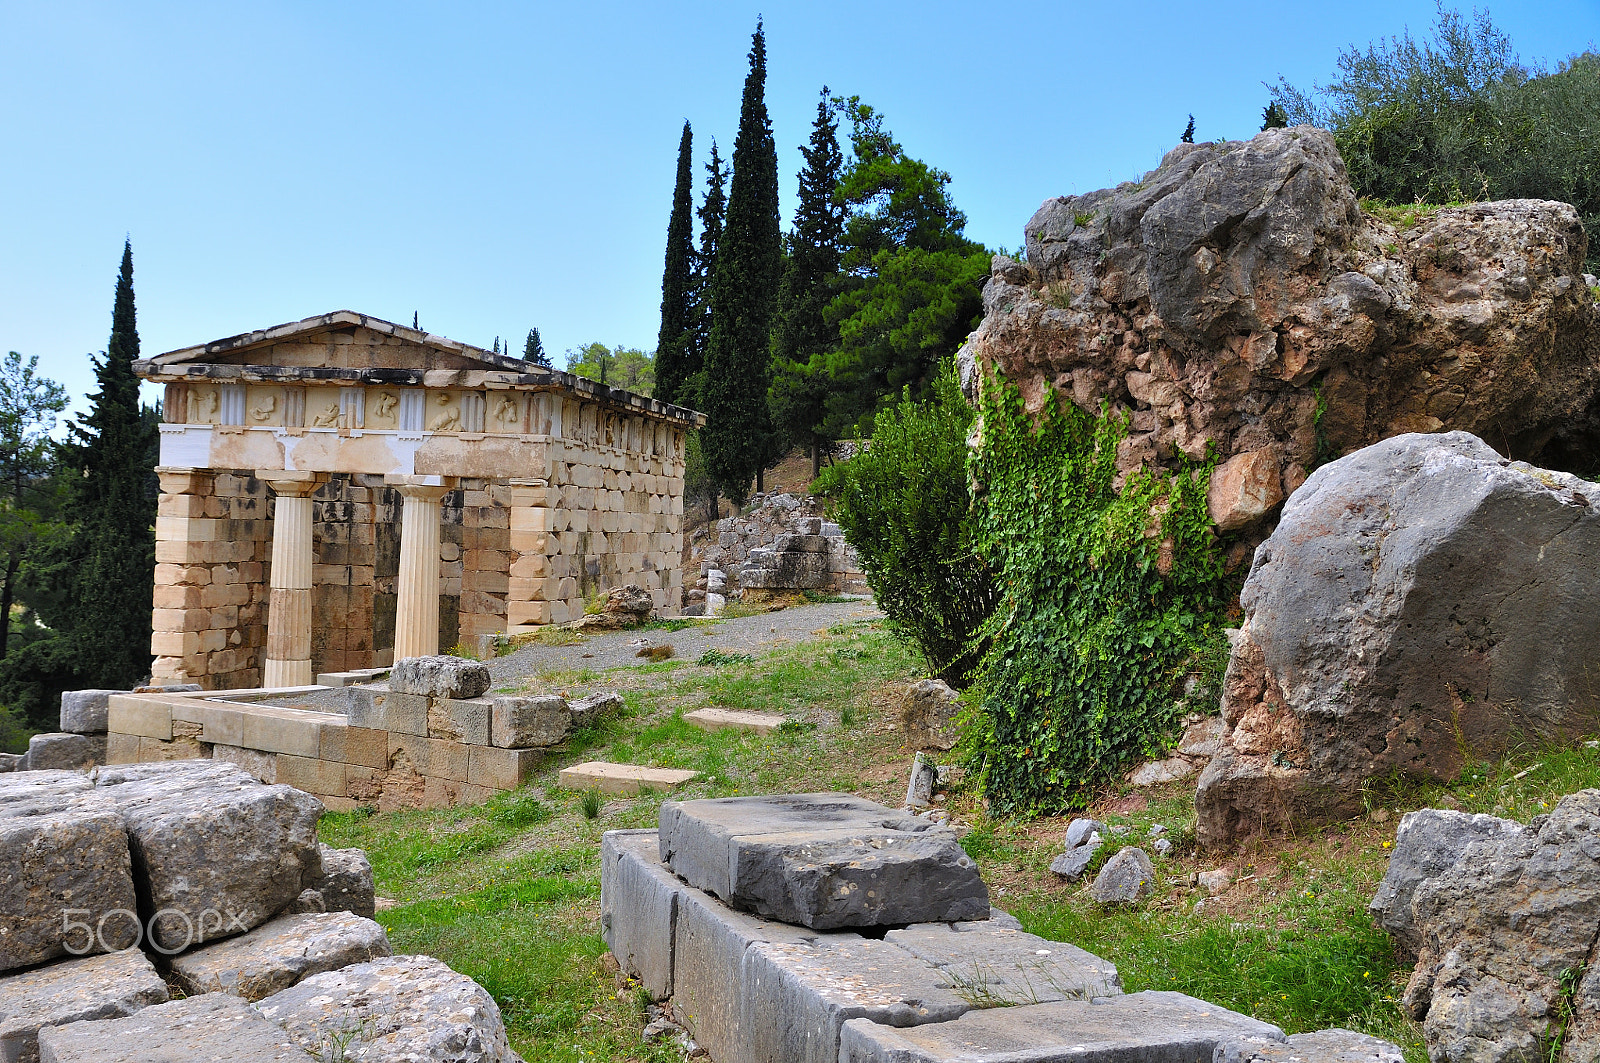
967, 371, 1229, 815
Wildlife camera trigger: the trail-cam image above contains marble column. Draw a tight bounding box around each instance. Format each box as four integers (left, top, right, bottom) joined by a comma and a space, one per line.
391, 479, 455, 660
261, 472, 320, 688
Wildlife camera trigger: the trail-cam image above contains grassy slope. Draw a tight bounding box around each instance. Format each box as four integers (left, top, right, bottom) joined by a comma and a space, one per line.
320, 617, 1600, 1063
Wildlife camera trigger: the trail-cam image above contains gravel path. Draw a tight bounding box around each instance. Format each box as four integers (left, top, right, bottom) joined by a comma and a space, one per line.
485, 597, 883, 685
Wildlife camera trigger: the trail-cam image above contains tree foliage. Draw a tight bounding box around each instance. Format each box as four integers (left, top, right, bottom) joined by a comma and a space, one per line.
65, 240, 156, 691
701, 21, 782, 506
814, 365, 996, 686
523, 327, 549, 367
770, 88, 846, 471
564, 342, 655, 395
1271, 5, 1600, 266
655, 121, 698, 407
676, 140, 727, 414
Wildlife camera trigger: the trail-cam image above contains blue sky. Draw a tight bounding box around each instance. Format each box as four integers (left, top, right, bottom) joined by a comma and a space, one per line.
2, 0, 1595, 419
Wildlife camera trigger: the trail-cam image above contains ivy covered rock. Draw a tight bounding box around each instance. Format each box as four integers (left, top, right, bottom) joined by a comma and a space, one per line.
961, 126, 1600, 538
1198, 432, 1600, 846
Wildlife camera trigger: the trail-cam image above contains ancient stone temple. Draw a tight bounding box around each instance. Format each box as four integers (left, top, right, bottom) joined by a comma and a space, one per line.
134, 311, 699, 690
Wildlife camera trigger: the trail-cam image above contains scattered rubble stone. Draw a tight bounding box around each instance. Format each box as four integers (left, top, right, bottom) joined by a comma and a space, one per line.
1216, 1029, 1405, 1063
303, 845, 376, 920
36, 991, 315, 1062
168, 911, 391, 1001
387, 656, 491, 700
0, 949, 168, 1063
1088, 847, 1156, 905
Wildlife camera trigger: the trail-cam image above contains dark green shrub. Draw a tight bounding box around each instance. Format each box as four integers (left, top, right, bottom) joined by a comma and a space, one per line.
814, 366, 996, 687
968, 373, 1229, 814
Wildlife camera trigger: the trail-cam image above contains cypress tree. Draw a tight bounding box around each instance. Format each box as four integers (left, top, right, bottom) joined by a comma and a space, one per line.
1181, 115, 1196, 143
654, 122, 698, 407
679, 141, 727, 409
770, 86, 845, 476
523, 327, 550, 367
702, 21, 781, 506
69, 240, 156, 688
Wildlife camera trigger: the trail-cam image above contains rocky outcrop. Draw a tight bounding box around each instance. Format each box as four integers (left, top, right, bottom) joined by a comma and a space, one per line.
1197, 433, 1600, 846
1371, 794, 1600, 1063
963, 126, 1600, 540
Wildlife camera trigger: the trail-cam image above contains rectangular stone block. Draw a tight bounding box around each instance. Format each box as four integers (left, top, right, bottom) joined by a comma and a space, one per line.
36, 991, 317, 1062
241, 707, 326, 758
0, 775, 140, 973
169, 700, 244, 747
104, 732, 139, 765
347, 687, 429, 736
561, 761, 696, 796
212, 744, 278, 784
59, 690, 122, 734
343, 727, 389, 769
107, 696, 171, 740
837, 991, 1287, 1063
0, 948, 169, 1063
600, 830, 679, 1000
426, 738, 470, 783
467, 745, 541, 790
388, 732, 430, 776
684, 708, 788, 735
657, 794, 989, 930
166, 910, 391, 1002
490, 695, 570, 749
428, 699, 491, 745
275, 755, 346, 797
884, 923, 1122, 1004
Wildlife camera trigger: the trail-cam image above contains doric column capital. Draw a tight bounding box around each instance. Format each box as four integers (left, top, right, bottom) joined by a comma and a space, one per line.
258, 469, 323, 497
385, 474, 458, 504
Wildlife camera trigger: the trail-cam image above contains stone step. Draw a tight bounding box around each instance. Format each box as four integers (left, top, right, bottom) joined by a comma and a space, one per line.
684, 708, 788, 734
838, 991, 1287, 1062
559, 761, 698, 795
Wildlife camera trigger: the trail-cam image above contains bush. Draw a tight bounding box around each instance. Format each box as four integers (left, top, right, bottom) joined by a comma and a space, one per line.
814, 365, 996, 686
968, 373, 1229, 815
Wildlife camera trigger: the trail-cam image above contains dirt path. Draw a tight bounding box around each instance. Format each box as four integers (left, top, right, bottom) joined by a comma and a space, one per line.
485, 597, 884, 685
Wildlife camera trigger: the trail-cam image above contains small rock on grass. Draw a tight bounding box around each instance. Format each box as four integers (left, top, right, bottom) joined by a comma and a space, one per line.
1064, 818, 1105, 850
1050, 839, 1100, 881
1197, 869, 1233, 893
1089, 847, 1156, 904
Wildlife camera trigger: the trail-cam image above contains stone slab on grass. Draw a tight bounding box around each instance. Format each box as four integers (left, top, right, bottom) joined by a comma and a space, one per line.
743, 936, 971, 1063
36, 992, 316, 1063
885, 923, 1121, 1004
684, 708, 788, 735
0, 950, 168, 1063
658, 793, 989, 929
0, 772, 139, 972
600, 830, 680, 1000
92, 761, 324, 952
1216, 1029, 1405, 1063
560, 762, 697, 796
256, 954, 520, 1063
837, 991, 1286, 1062
167, 911, 391, 1001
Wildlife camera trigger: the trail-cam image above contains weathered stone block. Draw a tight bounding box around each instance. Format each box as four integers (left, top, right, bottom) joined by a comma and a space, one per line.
274, 755, 346, 797
885, 923, 1121, 1003
211, 744, 278, 783
425, 738, 470, 783
25, 734, 94, 772
428, 698, 491, 745
348, 687, 429, 737
93, 761, 323, 952
388, 655, 491, 699
0, 949, 168, 1063
838, 991, 1286, 1062
559, 761, 696, 796
1216, 1029, 1404, 1063
167, 911, 390, 1001
59, 691, 122, 735
601, 830, 679, 1000
569, 691, 623, 728
106, 697, 170, 740
658, 793, 990, 929
36, 991, 316, 1062
255, 955, 519, 1063
303, 845, 375, 919
0, 773, 139, 973
240, 708, 325, 758
490, 694, 571, 748
467, 745, 541, 790
341, 726, 389, 769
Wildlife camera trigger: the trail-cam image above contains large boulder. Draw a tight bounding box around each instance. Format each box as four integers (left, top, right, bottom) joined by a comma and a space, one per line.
92, 761, 324, 951
962, 127, 1600, 530
1370, 792, 1600, 1063
1198, 433, 1600, 845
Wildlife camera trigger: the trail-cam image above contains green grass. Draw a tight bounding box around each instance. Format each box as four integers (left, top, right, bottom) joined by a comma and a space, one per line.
317, 607, 1600, 1063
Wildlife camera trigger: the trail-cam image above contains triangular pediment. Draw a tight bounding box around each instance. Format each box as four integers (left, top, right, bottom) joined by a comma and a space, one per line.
139, 311, 528, 375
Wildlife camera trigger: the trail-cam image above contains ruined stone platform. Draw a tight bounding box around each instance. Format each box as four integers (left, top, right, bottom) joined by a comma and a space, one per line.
658, 793, 989, 928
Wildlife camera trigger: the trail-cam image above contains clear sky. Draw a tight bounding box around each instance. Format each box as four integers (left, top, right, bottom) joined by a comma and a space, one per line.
2, 0, 1595, 420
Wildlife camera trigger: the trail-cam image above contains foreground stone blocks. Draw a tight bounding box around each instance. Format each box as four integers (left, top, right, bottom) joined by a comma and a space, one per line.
167, 911, 391, 1001
36, 992, 315, 1063
94, 762, 324, 951
658, 794, 989, 929
58, 691, 120, 736
0, 773, 139, 972
0, 950, 168, 1063
837, 991, 1286, 1062
600, 830, 681, 1000
255, 954, 521, 1063
884, 923, 1121, 1004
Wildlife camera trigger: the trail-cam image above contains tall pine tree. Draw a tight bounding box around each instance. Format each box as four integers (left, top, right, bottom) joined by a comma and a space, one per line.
679, 142, 727, 411
770, 87, 845, 477
654, 121, 698, 407
702, 21, 781, 506
523, 327, 550, 367
69, 240, 156, 688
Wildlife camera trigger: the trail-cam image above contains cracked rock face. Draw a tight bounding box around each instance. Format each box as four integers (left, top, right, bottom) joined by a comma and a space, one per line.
963, 126, 1600, 535
1197, 432, 1600, 846
1370, 793, 1600, 1063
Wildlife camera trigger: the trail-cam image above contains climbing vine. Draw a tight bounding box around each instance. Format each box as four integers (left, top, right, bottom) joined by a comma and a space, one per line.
966, 370, 1230, 814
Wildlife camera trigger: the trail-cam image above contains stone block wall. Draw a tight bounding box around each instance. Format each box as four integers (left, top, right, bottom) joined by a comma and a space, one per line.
683, 493, 864, 603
